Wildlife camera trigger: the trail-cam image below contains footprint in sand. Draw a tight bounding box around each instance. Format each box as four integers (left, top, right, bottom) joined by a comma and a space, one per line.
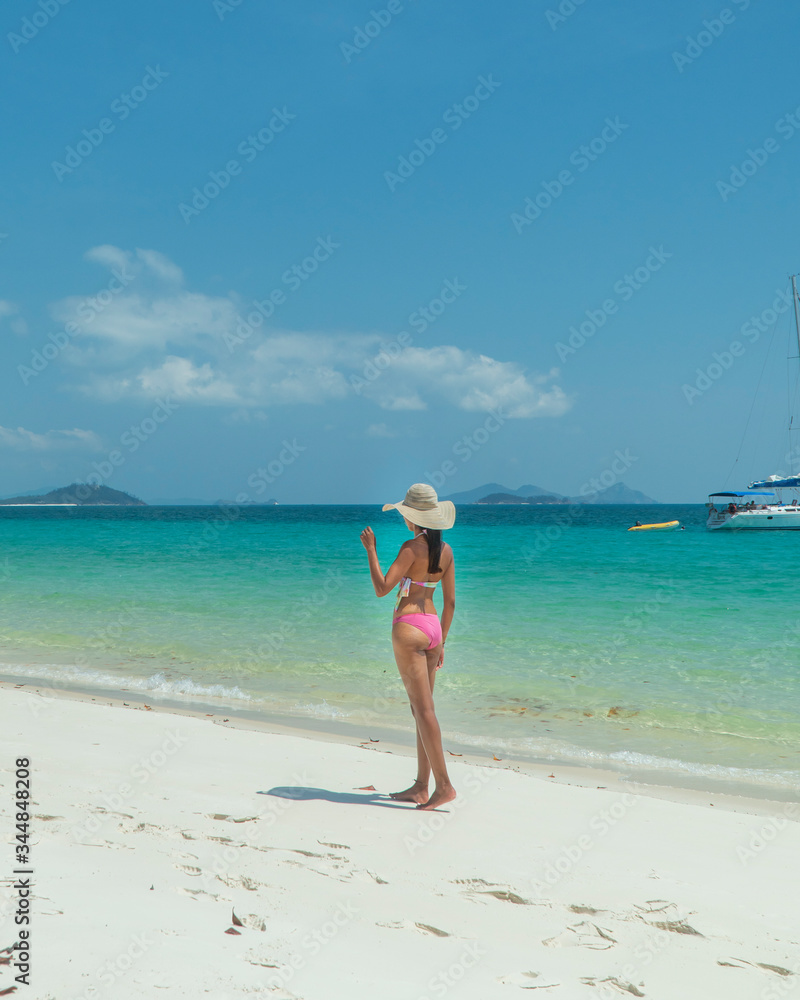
633, 900, 702, 937
209, 813, 259, 823
178, 887, 221, 901
415, 922, 450, 937
497, 971, 562, 989
175, 864, 202, 876
718, 958, 795, 977
246, 956, 280, 969
543, 921, 617, 950
350, 869, 389, 886
376, 920, 450, 937
460, 885, 531, 905
478, 889, 531, 905
233, 911, 267, 931
580, 976, 644, 996
215, 874, 261, 891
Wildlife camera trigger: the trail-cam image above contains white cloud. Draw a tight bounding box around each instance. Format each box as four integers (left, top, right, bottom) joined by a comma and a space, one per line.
84, 244, 132, 272
134, 249, 183, 284
365, 422, 397, 437
53, 246, 571, 420
0, 425, 103, 452
222, 408, 269, 425
362, 347, 569, 418
378, 393, 427, 411
0, 302, 27, 337
136, 356, 240, 403
52, 244, 235, 352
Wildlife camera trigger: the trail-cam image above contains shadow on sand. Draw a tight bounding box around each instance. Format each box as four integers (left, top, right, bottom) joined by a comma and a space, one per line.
259, 786, 410, 810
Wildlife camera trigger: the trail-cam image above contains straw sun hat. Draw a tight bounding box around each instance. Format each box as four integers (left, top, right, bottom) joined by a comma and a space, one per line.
382, 483, 456, 530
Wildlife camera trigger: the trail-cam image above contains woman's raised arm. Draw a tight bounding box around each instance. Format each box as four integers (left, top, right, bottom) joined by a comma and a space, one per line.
360, 527, 414, 597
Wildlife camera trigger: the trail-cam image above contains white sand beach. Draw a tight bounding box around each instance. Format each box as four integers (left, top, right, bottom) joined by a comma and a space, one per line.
1, 683, 798, 1000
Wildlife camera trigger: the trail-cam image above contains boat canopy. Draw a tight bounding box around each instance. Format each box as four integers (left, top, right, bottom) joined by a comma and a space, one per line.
749, 477, 800, 488
708, 491, 775, 497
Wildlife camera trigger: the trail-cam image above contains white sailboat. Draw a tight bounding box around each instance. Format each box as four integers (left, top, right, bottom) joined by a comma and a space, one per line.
706, 275, 800, 530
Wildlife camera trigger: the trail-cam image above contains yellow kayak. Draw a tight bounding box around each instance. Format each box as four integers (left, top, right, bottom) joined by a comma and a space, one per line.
628, 520, 680, 532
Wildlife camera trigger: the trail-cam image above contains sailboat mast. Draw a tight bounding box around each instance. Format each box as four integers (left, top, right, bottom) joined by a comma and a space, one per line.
792, 274, 800, 477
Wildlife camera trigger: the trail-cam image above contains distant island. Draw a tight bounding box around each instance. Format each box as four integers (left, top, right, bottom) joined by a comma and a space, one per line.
478, 493, 569, 505
444, 481, 658, 505
443, 482, 557, 504
0, 484, 146, 506
213, 498, 278, 506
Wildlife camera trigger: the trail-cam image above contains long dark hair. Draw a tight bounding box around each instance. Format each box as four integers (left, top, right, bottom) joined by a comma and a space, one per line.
425, 528, 443, 574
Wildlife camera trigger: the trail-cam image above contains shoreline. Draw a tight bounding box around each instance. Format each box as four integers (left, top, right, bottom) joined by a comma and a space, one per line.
1, 680, 798, 998
2, 676, 797, 816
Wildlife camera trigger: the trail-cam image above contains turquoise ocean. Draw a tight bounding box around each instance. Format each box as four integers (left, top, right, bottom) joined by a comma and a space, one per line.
1, 504, 798, 796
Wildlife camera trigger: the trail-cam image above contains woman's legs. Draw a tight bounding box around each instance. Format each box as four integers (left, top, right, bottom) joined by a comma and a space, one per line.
390, 653, 438, 803
390, 625, 455, 810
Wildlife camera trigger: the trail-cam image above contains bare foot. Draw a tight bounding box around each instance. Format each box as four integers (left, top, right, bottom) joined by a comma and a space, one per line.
417, 785, 457, 810
390, 779, 429, 804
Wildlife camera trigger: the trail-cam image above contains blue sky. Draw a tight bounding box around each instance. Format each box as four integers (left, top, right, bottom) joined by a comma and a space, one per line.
2, 0, 800, 503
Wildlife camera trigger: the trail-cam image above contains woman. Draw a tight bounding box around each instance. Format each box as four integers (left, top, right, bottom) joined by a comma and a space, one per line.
360, 483, 456, 810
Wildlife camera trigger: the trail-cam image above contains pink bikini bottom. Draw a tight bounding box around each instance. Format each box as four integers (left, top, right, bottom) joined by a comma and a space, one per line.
392, 612, 443, 655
